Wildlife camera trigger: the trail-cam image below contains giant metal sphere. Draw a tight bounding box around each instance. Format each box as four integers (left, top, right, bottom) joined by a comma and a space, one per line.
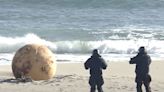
12, 44, 56, 80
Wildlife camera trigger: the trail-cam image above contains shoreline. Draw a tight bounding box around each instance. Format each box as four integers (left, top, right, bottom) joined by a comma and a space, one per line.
0, 61, 164, 79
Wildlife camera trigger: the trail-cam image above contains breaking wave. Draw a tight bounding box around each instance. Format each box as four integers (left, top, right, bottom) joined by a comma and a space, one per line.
0, 33, 164, 55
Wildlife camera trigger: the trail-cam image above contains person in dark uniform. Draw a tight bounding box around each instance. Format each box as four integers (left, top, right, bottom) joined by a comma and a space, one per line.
84, 49, 107, 92
129, 46, 152, 92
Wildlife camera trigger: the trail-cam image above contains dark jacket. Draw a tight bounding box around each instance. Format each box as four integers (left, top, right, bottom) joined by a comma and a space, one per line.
84, 54, 107, 76
129, 52, 151, 76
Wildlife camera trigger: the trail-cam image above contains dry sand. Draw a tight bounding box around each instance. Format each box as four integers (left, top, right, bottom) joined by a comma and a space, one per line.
0, 61, 164, 92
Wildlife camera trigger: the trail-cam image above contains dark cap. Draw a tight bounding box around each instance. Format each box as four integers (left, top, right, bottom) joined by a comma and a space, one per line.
138, 46, 146, 54
92, 49, 99, 55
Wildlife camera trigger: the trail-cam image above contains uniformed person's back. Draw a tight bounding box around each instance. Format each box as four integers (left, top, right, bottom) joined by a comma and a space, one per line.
129, 46, 151, 92
85, 49, 107, 92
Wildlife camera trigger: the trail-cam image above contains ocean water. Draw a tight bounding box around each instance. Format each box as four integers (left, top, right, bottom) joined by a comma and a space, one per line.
1, 0, 164, 65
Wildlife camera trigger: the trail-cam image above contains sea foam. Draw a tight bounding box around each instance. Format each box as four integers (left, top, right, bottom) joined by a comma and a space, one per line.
0, 33, 164, 56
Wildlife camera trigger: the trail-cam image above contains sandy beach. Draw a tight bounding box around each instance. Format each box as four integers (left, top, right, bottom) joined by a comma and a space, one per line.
1, 0, 164, 92
0, 61, 164, 92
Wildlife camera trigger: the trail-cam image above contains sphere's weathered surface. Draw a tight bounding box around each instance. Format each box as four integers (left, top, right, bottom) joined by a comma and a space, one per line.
12, 44, 56, 80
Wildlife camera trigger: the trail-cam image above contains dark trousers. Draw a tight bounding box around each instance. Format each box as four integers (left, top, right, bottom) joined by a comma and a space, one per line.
90, 85, 103, 92
89, 76, 104, 92
137, 82, 151, 92
136, 74, 151, 92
